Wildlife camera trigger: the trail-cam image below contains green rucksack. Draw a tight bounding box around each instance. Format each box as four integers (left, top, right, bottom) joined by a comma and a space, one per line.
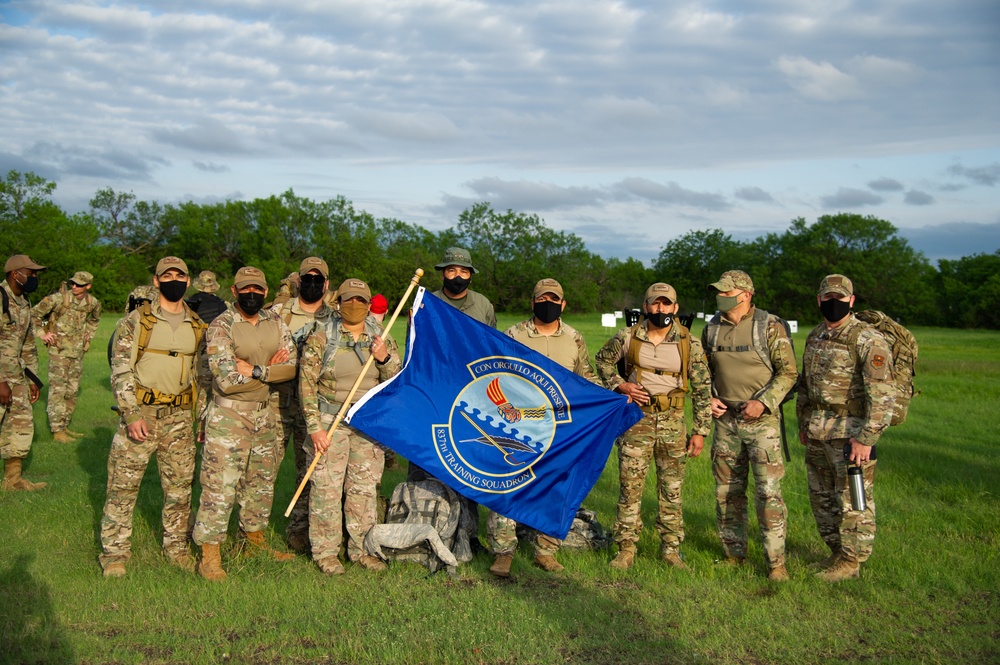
852, 310, 919, 426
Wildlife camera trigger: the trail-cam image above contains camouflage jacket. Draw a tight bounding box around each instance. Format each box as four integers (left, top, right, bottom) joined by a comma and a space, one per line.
32, 289, 102, 359
701, 306, 798, 414
432, 289, 496, 328
110, 300, 210, 426
504, 318, 599, 383
0, 281, 39, 386
299, 315, 401, 435
796, 314, 895, 446
206, 307, 297, 403
595, 320, 713, 436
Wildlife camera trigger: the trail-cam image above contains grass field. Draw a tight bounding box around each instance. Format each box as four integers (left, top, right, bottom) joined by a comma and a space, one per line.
1, 312, 998, 664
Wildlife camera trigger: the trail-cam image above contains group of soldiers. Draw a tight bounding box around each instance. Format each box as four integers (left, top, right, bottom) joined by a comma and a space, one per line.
0, 248, 894, 584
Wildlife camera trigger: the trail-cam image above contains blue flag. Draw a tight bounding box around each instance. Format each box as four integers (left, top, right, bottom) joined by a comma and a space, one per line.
346, 287, 643, 539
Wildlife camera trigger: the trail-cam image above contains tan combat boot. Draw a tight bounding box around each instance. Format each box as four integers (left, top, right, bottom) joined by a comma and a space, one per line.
316, 556, 345, 575
717, 556, 746, 567
661, 550, 689, 570
533, 554, 564, 572
165, 548, 197, 573
768, 563, 790, 582
198, 543, 227, 581
816, 556, 860, 583
808, 547, 842, 571
53, 430, 76, 444
286, 530, 310, 555
358, 555, 387, 571
490, 553, 514, 578
65, 429, 85, 439
609, 549, 635, 570
2, 458, 47, 491
103, 562, 126, 578
244, 530, 296, 561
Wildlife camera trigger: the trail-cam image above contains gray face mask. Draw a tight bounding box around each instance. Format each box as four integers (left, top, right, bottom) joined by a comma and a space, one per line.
716, 293, 740, 313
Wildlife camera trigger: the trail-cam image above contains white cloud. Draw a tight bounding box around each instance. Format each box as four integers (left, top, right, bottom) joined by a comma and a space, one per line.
775, 55, 861, 101
820, 188, 884, 208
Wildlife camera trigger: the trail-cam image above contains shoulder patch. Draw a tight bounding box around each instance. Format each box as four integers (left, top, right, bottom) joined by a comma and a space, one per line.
207, 346, 218, 355
871, 354, 886, 369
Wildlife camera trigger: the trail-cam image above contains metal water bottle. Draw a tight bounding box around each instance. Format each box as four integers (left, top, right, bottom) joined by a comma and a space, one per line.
848, 466, 867, 512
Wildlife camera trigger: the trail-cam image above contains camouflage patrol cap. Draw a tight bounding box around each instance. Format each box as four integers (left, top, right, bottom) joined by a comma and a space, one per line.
819, 274, 853, 297
195, 270, 219, 293
4, 254, 46, 273
234, 266, 267, 290
70, 271, 94, 286
298, 256, 329, 278
533, 278, 564, 300
644, 282, 677, 305
434, 247, 479, 274
337, 278, 371, 303
155, 256, 189, 277
710, 270, 754, 294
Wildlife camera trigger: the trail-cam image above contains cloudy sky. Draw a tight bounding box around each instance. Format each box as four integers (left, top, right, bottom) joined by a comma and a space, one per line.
2, 0, 998, 264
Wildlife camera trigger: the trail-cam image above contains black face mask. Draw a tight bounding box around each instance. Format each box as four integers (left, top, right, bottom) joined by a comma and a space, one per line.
158, 280, 187, 303
17, 273, 39, 294
646, 312, 673, 328
820, 298, 852, 322
237, 292, 265, 316
442, 276, 471, 297
299, 275, 326, 304
533, 301, 562, 324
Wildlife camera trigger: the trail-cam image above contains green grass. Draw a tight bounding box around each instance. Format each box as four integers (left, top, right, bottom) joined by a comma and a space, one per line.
1, 314, 997, 664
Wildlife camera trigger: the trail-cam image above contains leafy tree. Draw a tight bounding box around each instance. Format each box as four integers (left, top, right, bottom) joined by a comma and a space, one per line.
935, 251, 1000, 329
652, 229, 743, 313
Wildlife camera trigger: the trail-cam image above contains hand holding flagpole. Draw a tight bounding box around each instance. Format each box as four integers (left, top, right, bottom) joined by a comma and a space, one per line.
284, 267, 424, 517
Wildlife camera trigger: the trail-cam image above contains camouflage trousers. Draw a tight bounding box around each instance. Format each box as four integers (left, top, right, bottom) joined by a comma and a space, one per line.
614, 408, 687, 555
192, 400, 280, 545
487, 511, 562, 557
99, 408, 196, 568
805, 437, 877, 563
46, 352, 83, 433
0, 383, 34, 460
711, 411, 787, 567
273, 390, 310, 539
306, 417, 384, 563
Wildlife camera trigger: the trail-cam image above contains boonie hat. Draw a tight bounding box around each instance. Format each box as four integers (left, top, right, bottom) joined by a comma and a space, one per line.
298, 257, 329, 278
533, 278, 564, 300
818, 274, 853, 297
234, 266, 267, 290
195, 270, 219, 293
4, 254, 46, 273
69, 271, 94, 286
644, 283, 677, 305
710, 270, 754, 294
434, 247, 479, 274
155, 256, 189, 277
370, 293, 389, 315
338, 278, 371, 303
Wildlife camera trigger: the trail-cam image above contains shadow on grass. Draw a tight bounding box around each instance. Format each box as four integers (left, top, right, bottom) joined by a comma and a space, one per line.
0, 554, 74, 665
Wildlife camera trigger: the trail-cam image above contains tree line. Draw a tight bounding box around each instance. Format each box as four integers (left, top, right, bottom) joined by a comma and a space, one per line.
1, 170, 997, 328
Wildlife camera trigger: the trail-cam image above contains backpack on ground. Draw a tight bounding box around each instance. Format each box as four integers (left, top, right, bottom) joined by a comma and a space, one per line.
515, 508, 611, 552
853, 310, 919, 426
362, 479, 473, 573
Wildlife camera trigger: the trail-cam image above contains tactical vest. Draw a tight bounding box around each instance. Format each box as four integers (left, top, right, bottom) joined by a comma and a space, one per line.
704, 308, 796, 405
623, 321, 690, 411
316, 315, 385, 411
133, 302, 206, 408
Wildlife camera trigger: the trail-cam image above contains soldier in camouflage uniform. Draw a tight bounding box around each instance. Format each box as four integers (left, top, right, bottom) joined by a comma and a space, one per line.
487, 278, 600, 577
32, 270, 102, 443
100, 257, 208, 577
299, 278, 401, 575
1, 255, 47, 492
270, 256, 334, 553
595, 283, 712, 570
410, 247, 496, 552
797, 274, 895, 582
192, 266, 299, 581
703, 271, 798, 581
